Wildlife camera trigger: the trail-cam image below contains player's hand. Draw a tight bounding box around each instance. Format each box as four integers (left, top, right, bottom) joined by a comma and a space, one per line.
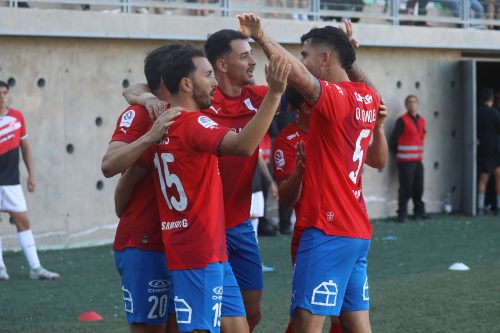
147, 107, 182, 143
27, 176, 35, 193
339, 19, 360, 48
237, 13, 263, 40
265, 55, 291, 96
145, 97, 169, 120
270, 181, 279, 200
376, 99, 388, 129
294, 140, 306, 176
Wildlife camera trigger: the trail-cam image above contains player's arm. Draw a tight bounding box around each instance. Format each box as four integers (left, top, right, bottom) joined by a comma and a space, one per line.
258, 153, 278, 199
365, 100, 388, 168
123, 83, 169, 119
278, 141, 305, 207
101, 108, 180, 178
238, 13, 321, 106
218, 55, 290, 156
20, 139, 35, 193
114, 164, 148, 217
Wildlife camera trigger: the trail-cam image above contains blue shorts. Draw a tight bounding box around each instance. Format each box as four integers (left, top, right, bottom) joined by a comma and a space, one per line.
171, 261, 246, 333
291, 228, 371, 317
226, 219, 263, 290
114, 248, 175, 325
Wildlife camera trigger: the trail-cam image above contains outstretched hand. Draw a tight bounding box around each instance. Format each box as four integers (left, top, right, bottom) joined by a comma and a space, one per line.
294, 140, 306, 175
146, 98, 169, 120
147, 106, 182, 142
265, 55, 291, 95
237, 13, 263, 40
339, 19, 360, 48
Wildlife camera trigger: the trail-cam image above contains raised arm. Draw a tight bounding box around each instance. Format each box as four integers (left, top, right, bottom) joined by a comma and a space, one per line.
237, 13, 321, 106
218, 55, 290, 156
101, 108, 180, 177
122, 83, 169, 120
278, 140, 305, 207
365, 100, 388, 168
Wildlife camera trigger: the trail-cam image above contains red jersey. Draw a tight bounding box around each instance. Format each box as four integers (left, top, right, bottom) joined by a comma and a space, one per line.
110, 105, 163, 251
297, 80, 380, 240
272, 122, 308, 263
0, 108, 28, 186
203, 85, 268, 229
141, 111, 231, 270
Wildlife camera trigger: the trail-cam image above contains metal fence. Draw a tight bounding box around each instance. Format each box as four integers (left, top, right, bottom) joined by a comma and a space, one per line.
2, 0, 499, 29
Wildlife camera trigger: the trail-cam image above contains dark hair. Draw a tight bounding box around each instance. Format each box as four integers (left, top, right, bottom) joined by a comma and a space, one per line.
300, 26, 356, 71
144, 44, 184, 92
0, 81, 9, 90
478, 87, 494, 102
160, 45, 206, 94
285, 85, 305, 110
204, 29, 248, 67
405, 95, 418, 104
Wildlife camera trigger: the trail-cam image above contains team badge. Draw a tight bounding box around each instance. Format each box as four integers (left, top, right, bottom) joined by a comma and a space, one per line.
120, 110, 135, 128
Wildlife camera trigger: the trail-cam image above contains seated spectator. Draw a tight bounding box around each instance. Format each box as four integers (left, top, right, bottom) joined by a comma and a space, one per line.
403, 0, 430, 26
482, 0, 500, 29
291, 0, 310, 21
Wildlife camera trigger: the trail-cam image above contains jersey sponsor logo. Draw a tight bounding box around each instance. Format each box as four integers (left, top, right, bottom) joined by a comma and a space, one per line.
243, 98, 258, 112
174, 296, 192, 324
287, 131, 300, 141
197, 116, 219, 129
161, 219, 188, 230
354, 92, 374, 105
120, 110, 136, 128
311, 280, 338, 307
148, 279, 170, 293
274, 149, 285, 171
212, 286, 223, 300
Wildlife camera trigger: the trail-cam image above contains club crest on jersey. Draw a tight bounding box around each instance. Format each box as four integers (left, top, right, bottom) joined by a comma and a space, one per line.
243, 98, 258, 112
120, 110, 135, 128
274, 149, 285, 171
198, 116, 219, 129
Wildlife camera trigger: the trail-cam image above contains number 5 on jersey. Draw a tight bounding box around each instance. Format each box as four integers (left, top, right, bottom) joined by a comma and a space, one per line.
154, 152, 188, 211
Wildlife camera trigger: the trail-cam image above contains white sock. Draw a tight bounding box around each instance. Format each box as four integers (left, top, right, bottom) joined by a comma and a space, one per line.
250, 218, 259, 242
0, 238, 5, 268
478, 193, 485, 209
17, 230, 40, 270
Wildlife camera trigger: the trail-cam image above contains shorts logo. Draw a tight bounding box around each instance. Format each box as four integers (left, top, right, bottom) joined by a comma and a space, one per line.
244, 98, 258, 112
311, 280, 338, 307
363, 277, 369, 301
212, 286, 223, 300
148, 279, 170, 294
274, 149, 285, 171
197, 116, 219, 129
120, 110, 135, 128
122, 286, 134, 313
174, 296, 192, 324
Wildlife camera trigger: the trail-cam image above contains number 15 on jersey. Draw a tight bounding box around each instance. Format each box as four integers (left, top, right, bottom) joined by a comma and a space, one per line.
154, 152, 188, 212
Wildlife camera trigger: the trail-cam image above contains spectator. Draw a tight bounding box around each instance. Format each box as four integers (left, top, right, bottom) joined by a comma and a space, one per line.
404, 0, 430, 26
476, 88, 500, 215
0, 81, 60, 281
291, 0, 310, 21
390, 95, 430, 222
483, 0, 500, 29
320, 0, 364, 22
17, 2, 29, 8
438, 0, 485, 19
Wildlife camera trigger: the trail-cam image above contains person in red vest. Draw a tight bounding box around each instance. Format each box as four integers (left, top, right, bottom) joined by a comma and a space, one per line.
390, 95, 431, 223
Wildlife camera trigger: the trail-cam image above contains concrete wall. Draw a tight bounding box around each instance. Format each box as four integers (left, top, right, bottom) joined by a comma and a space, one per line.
0, 8, 497, 250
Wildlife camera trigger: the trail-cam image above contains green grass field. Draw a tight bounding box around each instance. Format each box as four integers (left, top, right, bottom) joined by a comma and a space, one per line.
1, 215, 499, 333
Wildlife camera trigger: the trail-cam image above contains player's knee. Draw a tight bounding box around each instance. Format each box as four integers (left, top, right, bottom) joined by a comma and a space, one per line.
246, 306, 261, 330
10, 213, 30, 231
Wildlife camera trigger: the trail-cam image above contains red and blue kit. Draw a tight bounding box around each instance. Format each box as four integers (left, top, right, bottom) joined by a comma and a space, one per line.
111, 105, 163, 252
143, 111, 231, 270
204, 85, 268, 229
0, 108, 28, 186
272, 122, 308, 264
297, 80, 380, 240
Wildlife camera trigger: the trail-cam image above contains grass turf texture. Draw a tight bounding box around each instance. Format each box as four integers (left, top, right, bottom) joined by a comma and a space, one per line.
0, 215, 499, 333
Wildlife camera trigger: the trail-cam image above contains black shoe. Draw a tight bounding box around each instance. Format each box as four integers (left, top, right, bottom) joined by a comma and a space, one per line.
279, 226, 293, 235
396, 215, 407, 223
414, 213, 431, 220
258, 218, 277, 237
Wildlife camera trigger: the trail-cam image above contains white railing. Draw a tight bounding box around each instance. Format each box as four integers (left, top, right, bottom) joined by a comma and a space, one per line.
2, 0, 499, 29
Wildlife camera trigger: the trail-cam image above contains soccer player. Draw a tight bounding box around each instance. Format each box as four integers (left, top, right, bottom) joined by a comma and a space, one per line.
123, 29, 274, 332
0, 80, 59, 281
238, 13, 388, 333
101, 45, 181, 333
120, 44, 289, 333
